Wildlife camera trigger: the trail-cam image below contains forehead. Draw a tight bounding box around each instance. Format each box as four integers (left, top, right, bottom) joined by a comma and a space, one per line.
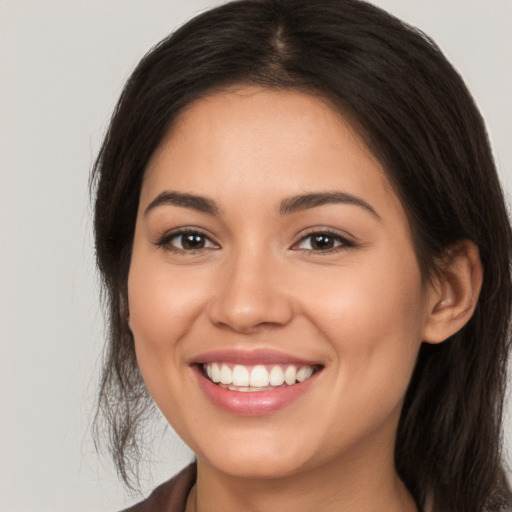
141, 86, 402, 220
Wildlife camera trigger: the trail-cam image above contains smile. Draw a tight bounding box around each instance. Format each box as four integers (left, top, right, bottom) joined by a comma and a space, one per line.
203, 363, 316, 391
191, 350, 324, 415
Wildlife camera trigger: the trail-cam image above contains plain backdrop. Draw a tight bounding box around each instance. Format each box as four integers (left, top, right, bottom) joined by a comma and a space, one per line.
0, 1, 511, 511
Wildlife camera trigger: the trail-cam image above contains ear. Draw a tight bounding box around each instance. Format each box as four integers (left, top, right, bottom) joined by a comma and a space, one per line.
422, 239, 483, 344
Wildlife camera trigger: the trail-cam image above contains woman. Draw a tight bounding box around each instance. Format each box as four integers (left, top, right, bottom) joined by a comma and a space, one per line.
91, 1, 512, 511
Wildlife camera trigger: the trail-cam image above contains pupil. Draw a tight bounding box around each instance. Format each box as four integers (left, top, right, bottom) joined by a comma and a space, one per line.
183, 233, 204, 249
313, 234, 333, 250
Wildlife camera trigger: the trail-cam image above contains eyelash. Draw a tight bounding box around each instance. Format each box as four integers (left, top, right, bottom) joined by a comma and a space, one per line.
155, 228, 355, 254
293, 229, 355, 254
155, 228, 218, 254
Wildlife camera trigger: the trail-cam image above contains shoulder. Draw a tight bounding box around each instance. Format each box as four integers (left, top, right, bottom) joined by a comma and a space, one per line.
120, 463, 197, 512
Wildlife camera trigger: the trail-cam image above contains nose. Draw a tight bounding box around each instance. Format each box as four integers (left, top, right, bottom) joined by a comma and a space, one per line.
208, 249, 294, 333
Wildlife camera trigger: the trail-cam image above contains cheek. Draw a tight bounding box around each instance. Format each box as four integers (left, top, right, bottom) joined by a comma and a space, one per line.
297, 247, 426, 386
126, 248, 203, 404
127, 256, 212, 429
301, 256, 423, 330
128, 257, 207, 350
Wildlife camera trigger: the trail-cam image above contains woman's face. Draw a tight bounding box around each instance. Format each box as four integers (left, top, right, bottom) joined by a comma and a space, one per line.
128, 87, 433, 480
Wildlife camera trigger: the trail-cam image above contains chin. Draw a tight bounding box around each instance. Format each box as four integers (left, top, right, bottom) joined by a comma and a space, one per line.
190, 427, 319, 480
202, 450, 311, 480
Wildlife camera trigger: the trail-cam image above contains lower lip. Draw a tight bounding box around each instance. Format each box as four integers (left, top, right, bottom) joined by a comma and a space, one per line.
192, 366, 318, 416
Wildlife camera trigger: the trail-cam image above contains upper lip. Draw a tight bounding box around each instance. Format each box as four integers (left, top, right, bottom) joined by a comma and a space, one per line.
188, 348, 322, 367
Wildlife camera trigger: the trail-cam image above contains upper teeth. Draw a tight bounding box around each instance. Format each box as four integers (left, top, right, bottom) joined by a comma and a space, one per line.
204, 363, 314, 389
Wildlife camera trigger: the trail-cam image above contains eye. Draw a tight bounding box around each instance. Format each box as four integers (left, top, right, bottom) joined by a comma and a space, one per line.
293, 231, 353, 252
157, 229, 218, 252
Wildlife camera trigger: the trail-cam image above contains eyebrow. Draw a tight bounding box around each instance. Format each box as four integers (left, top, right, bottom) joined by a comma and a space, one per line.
144, 191, 221, 216
144, 190, 380, 219
279, 192, 380, 219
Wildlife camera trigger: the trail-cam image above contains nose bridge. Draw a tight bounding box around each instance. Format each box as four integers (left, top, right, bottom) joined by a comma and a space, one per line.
208, 242, 293, 332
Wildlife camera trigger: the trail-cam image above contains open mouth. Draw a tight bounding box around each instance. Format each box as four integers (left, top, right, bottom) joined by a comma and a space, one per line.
201, 362, 322, 392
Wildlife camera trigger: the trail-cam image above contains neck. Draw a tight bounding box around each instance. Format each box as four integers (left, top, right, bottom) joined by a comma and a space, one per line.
189, 439, 417, 512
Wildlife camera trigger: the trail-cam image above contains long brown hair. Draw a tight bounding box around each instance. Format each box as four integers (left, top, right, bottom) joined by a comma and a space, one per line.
92, 1, 512, 510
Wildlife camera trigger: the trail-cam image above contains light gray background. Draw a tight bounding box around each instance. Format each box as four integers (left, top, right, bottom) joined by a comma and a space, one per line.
0, 1, 511, 511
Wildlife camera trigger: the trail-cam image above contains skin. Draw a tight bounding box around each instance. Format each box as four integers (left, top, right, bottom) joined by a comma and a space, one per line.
127, 86, 482, 512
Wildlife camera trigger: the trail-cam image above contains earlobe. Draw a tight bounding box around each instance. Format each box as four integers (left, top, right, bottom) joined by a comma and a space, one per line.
422, 240, 483, 344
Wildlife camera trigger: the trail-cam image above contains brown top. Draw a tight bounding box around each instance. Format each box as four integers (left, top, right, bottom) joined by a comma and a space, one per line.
122, 464, 196, 512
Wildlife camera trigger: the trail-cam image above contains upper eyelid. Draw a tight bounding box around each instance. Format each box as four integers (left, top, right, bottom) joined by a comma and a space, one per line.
293, 227, 355, 244
156, 227, 220, 248
288, 231, 356, 255
154, 226, 356, 249
159, 226, 216, 239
